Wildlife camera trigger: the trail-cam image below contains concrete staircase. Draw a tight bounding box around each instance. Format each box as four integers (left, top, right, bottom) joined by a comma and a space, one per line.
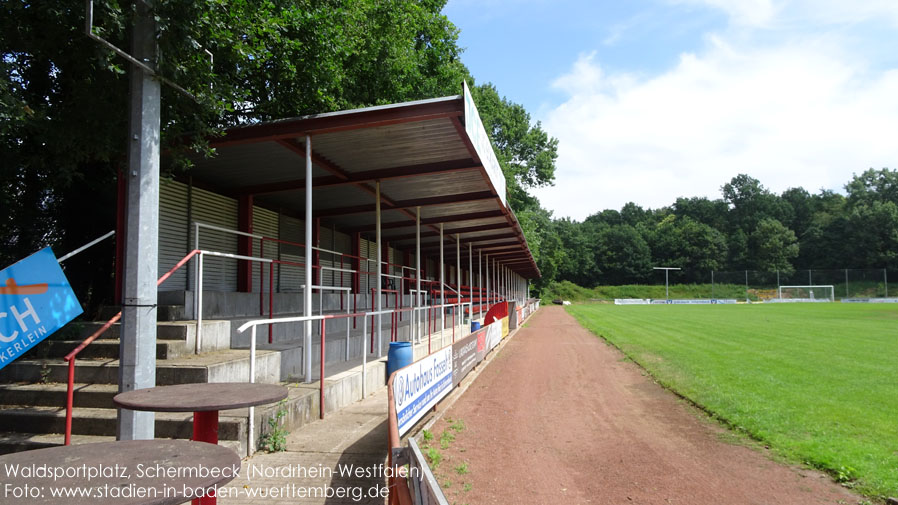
0, 290, 448, 457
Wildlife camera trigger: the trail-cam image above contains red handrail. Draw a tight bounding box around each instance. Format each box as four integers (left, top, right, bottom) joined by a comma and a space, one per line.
63, 249, 201, 445
386, 369, 413, 505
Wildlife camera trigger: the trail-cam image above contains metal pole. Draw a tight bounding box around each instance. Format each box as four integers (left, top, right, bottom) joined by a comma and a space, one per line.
118, 0, 159, 441
478, 250, 482, 319
665, 269, 669, 300
415, 207, 421, 344
468, 242, 473, 329
439, 223, 444, 339
777, 270, 782, 300
456, 234, 460, 338
485, 254, 489, 314
376, 181, 382, 357
845, 269, 849, 299
195, 253, 203, 353
303, 135, 313, 382
362, 319, 367, 398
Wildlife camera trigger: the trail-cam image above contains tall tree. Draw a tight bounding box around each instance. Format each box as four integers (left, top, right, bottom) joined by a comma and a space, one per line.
594, 225, 652, 285
1, 0, 474, 310
469, 83, 558, 213
749, 218, 799, 273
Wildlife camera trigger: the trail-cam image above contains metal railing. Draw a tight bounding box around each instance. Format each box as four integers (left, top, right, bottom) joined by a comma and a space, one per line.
234, 302, 463, 453
63, 248, 202, 444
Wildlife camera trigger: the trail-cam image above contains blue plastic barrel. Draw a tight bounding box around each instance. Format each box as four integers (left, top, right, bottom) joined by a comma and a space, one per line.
387, 342, 413, 377
471, 321, 481, 332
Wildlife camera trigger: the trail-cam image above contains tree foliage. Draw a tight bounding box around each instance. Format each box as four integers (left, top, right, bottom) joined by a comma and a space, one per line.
535, 170, 898, 293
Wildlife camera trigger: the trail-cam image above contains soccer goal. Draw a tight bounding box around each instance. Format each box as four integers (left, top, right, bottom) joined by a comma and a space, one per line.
777, 285, 835, 302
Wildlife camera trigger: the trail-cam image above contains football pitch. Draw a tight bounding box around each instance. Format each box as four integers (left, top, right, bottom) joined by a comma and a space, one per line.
567, 302, 898, 498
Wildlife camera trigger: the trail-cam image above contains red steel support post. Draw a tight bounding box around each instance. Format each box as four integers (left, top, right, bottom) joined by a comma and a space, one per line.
320, 319, 326, 419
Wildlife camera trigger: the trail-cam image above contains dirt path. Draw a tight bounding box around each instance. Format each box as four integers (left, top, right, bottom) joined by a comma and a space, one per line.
427, 306, 863, 505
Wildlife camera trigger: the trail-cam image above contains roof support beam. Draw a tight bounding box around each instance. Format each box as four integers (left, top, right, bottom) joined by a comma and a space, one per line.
385, 223, 510, 242
232, 158, 479, 196
418, 236, 520, 252
314, 191, 496, 218
346, 210, 506, 233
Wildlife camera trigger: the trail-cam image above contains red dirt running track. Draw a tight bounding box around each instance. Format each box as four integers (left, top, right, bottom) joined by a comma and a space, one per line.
428, 306, 863, 505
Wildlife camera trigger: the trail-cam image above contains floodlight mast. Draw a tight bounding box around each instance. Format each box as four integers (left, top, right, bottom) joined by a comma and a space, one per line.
653, 267, 681, 300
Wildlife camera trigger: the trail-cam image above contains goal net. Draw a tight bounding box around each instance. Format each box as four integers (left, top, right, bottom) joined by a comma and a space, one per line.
777, 285, 835, 302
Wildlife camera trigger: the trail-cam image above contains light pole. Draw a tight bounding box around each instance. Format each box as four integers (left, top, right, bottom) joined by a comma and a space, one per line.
653, 267, 681, 300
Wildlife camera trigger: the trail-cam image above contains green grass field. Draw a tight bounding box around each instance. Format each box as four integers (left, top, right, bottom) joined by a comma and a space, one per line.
567, 302, 898, 499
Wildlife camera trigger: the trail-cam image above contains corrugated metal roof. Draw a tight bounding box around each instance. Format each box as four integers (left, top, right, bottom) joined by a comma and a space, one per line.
178, 94, 539, 279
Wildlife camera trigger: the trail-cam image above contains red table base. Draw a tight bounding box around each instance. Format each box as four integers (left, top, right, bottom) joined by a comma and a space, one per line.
192, 410, 220, 505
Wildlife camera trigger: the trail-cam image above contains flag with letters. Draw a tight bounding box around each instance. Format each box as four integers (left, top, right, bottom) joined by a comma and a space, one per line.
0, 247, 83, 369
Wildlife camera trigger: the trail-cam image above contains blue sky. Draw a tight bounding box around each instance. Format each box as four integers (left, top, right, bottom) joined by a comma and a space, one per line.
443, 0, 898, 220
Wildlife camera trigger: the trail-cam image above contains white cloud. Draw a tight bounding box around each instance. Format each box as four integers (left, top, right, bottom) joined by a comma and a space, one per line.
669, 0, 898, 27
536, 40, 898, 220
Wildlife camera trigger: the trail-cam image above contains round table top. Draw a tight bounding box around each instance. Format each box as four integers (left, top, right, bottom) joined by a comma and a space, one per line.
113, 382, 288, 412
0, 439, 240, 505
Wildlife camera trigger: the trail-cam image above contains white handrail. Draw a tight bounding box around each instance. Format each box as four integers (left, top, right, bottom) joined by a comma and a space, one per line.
57, 230, 116, 263
194, 249, 273, 353
195, 221, 264, 240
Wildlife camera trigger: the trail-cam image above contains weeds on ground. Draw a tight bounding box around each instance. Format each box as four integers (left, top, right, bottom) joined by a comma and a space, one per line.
259, 400, 289, 452
424, 445, 442, 469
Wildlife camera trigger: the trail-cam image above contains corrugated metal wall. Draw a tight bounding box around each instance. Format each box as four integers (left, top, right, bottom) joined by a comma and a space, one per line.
158, 179, 189, 291
251, 206, 279, 293
192, 186, 239, 292
158, 181, 416, 297
278, 215, 305, 292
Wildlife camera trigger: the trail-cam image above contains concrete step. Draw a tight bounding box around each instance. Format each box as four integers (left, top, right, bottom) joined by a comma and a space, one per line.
44, 339, 189, 360
0, 348, 285, 385
98, 305, 188, 322
0, 432, 242, 456
0, 407, 246, 441
0, 383, 118, 409
0, 357, 389, 457
73, 320, 231, 352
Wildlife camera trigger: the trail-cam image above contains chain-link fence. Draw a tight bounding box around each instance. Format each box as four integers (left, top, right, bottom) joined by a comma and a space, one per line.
710, 268, 891, 301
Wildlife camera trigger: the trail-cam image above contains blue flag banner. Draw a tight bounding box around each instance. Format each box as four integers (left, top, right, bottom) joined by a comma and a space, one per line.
0, 247, 83, 370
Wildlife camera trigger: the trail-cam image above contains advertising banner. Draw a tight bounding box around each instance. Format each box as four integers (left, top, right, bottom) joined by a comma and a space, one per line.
485, 320, 502, 351
463, 81, 507, 207
393, 347, 453, 436
451, 329, 486, 388
1, 247, 82, 370
614, 299, 652, 305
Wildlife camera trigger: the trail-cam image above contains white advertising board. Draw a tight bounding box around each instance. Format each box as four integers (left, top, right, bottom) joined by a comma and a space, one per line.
463, 81, 507, 207
393, 347, 453, 436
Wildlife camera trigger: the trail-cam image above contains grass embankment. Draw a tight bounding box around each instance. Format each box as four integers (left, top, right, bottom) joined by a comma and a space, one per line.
568, 303, 898, 499
541, 280, 747, 301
